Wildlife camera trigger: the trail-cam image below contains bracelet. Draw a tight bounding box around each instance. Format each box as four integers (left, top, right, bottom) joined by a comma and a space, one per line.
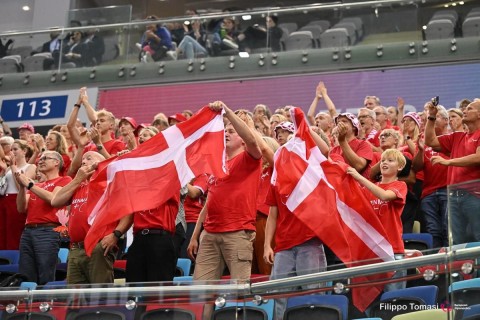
427, 116, 436, 121
74, 103, 81, 108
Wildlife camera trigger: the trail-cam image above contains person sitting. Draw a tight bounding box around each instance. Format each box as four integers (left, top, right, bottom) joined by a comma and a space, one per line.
238, 16, 283, 52
84, 25, 105, 66
53, 31, 88, 67
176, 19, 208, 59
138, 15, 174, 62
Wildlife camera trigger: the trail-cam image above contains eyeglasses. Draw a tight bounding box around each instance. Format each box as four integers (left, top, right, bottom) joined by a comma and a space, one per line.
379, 133, 393, 139
38, 156, 57, 162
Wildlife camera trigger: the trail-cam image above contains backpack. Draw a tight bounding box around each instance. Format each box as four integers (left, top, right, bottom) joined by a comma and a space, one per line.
0, 272, 29, 288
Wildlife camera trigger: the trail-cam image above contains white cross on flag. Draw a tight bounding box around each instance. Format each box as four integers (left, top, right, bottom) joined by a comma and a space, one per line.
271, 107, 394, 312
84, 106, 227, 255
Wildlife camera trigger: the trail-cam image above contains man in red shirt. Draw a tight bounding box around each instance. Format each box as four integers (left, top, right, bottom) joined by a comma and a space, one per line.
15, 151, 72, 284
425, 99, 480, 245
68, 87, 125, 161
188, 101, 262, 319
51, 149, 131, 284
330, 113, 373, 177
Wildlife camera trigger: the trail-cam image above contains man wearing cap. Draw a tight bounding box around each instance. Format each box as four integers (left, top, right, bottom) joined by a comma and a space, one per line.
274, 121, 294, 146
188, 101, 262, 319
17, 123, 35, 141
118, 117, 138, 150
168, 113, 187, 126
425, 99, 480, 245
330, 113, 373, 175
14, 151, 72, 284
51, 148, 131, 284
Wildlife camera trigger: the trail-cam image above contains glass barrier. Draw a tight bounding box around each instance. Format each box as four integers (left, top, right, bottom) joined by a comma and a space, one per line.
2, 247, 478, 319
448, 179, 480, 320
0, 0, 479, 80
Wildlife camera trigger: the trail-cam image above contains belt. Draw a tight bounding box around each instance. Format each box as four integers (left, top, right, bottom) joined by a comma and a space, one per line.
70, 241, 85, 249
136, 229, 169, 236
25, 223, 60, 229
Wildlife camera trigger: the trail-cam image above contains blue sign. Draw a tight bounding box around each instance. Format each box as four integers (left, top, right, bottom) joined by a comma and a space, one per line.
0, 95, 68, 121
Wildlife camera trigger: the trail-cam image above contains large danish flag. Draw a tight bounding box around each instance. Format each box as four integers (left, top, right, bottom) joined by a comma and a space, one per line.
272, 107, 394, 311
83, 106, 226, 255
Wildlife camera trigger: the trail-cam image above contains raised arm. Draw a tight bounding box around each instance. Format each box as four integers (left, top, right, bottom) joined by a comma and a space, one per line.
424, 101, 442, 151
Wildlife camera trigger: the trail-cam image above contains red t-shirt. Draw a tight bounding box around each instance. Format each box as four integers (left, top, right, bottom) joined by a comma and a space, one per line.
363, 180, 407, 254
68, 181, 91, 242
256, 166, 273, 216
184, 174, 209, 223
421, 147, 449, 198
265, 184, 316, 252
204, 151, 262, 233
330, 138, 373, 177
84, 139, 126, 156
26, 176, 72, 224
438, 130, 480, 185
133, 195, 179, 234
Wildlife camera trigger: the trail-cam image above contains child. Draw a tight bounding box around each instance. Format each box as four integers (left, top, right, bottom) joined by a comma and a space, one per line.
347, 148, 407, 291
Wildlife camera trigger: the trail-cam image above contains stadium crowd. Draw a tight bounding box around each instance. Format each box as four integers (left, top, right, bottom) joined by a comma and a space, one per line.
0, 83, 479, 319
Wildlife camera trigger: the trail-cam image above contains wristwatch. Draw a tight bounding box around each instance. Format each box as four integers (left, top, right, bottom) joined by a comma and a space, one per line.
427, 116, 436, 121
96, 144, 103, 151
113, 230, 122, 239
27, 181, 34, 190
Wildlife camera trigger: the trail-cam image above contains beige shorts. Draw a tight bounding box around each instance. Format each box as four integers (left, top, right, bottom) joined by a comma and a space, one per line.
193, 230, 256, 281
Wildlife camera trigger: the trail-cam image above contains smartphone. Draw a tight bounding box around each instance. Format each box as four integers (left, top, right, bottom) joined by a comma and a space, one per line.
431, 96, 439, 107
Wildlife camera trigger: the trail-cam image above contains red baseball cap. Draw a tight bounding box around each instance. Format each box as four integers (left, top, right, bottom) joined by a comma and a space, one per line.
168, 113, 187, 123
17, 123, 35, 133
119, 117, 138, 129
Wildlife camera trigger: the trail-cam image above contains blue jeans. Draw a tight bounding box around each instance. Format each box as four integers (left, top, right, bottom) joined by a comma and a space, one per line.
449, 190, 480, 245
178, 36, 208, 59
271, 238, 327, 320
19, 227, 60, 285
384, 254, 407, 292
421, 188, 448, 248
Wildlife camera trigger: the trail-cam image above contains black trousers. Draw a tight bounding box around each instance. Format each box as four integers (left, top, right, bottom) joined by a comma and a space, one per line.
126, 231, 176, 283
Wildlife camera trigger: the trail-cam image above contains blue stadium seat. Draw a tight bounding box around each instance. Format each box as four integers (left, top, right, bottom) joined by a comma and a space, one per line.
369, 285, 438, 320
285, 294, 348, 320
0, 264, 19, 273
402, 233, 433, 251
0, 250, 20, 264
176, 258, 192, 276
462, 304, 480, 320
20, 281, 38, 290
214, 299, 274, 320
57, 248, 69, 263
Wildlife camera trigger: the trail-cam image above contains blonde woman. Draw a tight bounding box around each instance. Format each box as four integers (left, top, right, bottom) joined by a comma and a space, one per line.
29, 131, 71, 176
0, 139, 36, 249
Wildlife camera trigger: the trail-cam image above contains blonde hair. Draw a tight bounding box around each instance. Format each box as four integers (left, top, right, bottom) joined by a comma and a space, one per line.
381, 149, 406, 170
13, 139, 33, 159
261, 136, 280, 169
96, 109, 116, 124
47, 131, 68, 155
139, 126, 159, 137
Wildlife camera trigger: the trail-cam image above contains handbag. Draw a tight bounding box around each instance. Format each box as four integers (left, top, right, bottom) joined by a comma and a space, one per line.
0, 174, 7, 196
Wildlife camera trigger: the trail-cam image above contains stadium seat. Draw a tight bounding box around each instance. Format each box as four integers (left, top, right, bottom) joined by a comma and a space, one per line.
462, 304, 480, 320
299, 25, 323, 47
320, 28, 350, 48
20, 281, 38, 290
340, 17, 364, 39
449, 278, 480, 319
431, 10, 458, 24
332, 22, 357, 44
462, 17, 480, 37
176, 258, 192, 276
214, 298, 274, 320
369, 285, 438, 320
0, 264, 19, 273
278, 22, 298, 34
391, 309, 452, 319
402, 233, 433, 251
3, 312, 56, 320
424, 19, 455, 40
140, 308, 195, 320
307, 20, 331, 32
58, 248, 69, 263
285, 31, 315, 51
23, 55, 47, 72
285, 294, 349, 320
0, 251, 20, 264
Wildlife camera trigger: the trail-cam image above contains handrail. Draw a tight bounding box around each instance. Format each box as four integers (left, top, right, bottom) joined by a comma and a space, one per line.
1, 246, 478, 300
0, 0, 425, 38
